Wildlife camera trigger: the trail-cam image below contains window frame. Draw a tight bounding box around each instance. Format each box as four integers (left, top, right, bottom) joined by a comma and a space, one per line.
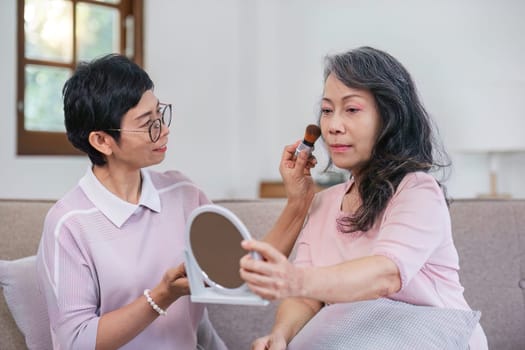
16, 0, 144, 155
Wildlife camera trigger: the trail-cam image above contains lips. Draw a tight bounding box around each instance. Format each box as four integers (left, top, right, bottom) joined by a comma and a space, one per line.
154, 144, 167, 152
329, 143, 352, 152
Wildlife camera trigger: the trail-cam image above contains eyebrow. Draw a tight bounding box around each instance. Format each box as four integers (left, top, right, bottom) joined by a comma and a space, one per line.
322, 94, 364, 102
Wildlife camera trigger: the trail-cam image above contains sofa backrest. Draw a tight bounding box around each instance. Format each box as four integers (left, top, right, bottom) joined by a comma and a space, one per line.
0, 199, 54, 260
1, 198, 524, 350
449, 199, 525, 349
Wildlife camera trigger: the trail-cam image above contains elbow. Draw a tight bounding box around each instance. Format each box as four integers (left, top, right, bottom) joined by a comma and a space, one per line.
379, 271, 401, 297
376, 256, 402, 297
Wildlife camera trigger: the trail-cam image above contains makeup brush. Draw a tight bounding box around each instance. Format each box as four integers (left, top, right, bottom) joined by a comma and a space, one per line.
294, 124, 321, 158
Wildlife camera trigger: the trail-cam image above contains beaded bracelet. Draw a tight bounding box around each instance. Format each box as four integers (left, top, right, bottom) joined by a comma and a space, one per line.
143, 289, 167, 316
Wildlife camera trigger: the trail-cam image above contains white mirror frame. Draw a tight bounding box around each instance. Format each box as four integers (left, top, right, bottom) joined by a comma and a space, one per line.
184, 204, 269, 305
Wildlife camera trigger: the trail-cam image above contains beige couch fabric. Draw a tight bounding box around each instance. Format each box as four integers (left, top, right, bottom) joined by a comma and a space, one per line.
1, 198, 525, 349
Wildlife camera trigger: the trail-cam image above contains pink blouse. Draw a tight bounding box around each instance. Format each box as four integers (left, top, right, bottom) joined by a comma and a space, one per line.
294, 171, 487, 349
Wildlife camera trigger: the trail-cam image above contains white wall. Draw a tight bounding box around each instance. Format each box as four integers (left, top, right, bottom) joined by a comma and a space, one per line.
1, 0, 524, 200
144, 0, 245, 198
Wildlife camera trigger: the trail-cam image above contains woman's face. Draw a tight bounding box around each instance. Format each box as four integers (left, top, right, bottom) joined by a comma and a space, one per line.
320, 73, 381, 175
109, 90, 170, 170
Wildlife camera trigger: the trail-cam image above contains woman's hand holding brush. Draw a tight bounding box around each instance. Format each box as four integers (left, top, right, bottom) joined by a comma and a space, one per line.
280, 124, 321, 202
258, 124, 322, 256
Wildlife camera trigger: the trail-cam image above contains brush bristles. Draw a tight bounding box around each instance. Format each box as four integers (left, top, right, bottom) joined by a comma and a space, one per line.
304, 124, 321, 144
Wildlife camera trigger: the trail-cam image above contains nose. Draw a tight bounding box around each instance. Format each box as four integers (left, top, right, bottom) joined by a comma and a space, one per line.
157, 119, 170, 140
327, 114, 345, 134
161, 122, 170, 136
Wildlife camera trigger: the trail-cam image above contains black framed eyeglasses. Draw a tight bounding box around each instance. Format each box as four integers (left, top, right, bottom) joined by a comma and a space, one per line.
104, 103, 172, 142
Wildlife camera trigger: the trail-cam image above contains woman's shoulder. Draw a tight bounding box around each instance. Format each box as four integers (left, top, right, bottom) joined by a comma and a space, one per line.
390, 171, 447, 208
397, 171, 441, 193
50, 186, 93, 213
42, 186, 96, 232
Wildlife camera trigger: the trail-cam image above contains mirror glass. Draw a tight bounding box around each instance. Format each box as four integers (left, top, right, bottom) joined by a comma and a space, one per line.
189, 211, 246, 290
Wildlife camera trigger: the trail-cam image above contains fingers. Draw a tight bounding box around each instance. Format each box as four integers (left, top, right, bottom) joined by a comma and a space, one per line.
240, 240, 296, 300
176, 262, 186, 275
252, 336, 271, 350
293, 146, 309, 167
240, 241, 297, 285
163, 264, 190, 293
167, 263, 187, 280
241, 240, 285, 263
173, 278, 190, 294
240, 259, 280, 284
284, 143, 317, 173
305, 155, 317, 169
240, 270, 285, 300
281, 141, 302, 169
253, 334, 286, 350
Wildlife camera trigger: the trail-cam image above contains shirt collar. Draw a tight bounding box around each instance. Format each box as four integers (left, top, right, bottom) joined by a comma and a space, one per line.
79, 167, 161, 228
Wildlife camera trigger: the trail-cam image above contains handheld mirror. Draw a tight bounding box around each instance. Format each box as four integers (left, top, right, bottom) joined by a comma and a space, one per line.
184, 204, 269, 305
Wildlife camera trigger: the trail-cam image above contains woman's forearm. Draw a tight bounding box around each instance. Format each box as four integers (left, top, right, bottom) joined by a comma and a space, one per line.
300, 255, 401, 303
95, 286, 178, 350
263, 198, 312, 257
271, 297, 322, 344
95, 295, 159, 350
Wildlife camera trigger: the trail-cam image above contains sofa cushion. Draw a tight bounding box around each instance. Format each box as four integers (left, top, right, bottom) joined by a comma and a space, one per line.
288, 298, 480, 350
0, 255, 52, 350
0, 256, 227, 350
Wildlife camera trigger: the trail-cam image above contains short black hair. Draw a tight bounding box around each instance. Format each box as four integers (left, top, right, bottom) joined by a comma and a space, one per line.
63, 54, 154, 165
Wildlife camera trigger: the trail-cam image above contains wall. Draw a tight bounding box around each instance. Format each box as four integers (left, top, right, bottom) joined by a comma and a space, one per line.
144, 0, 245, 198
1, 0, 524, 200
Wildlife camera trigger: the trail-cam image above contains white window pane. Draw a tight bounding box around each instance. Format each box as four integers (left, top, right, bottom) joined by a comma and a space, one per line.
25, 0, 72, 63
24, 65, 70, 132
76, 3, 120, 62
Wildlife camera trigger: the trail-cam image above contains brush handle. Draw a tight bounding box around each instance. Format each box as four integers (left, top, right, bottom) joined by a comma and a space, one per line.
294, 141, 313, 158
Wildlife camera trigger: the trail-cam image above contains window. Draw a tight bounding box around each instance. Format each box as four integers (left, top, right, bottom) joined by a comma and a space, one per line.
17, 0, 144, 155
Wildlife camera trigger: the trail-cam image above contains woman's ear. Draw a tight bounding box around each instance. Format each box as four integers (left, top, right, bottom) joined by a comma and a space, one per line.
88, 131, 114, 156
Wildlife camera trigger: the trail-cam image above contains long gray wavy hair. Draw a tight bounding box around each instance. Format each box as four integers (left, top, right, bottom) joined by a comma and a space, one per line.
321, 46, 450, 233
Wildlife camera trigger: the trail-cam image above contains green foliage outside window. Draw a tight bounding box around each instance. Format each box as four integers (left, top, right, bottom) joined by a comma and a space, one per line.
23, 0, 119, 132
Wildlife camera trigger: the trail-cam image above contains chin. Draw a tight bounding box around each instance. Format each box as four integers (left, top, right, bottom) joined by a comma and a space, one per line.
332, 159, 355, 170
147, 157, 165, 167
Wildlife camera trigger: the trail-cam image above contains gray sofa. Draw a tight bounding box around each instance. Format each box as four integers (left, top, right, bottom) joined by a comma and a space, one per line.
1, 198, 524, 349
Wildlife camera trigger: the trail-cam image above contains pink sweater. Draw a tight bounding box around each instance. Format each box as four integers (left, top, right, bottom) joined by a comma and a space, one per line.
294, 172, 487, 349
36, 168, 209, 349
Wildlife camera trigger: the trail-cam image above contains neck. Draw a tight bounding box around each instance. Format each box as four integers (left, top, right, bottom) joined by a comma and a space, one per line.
350, 172, 361, 189
343, 178, 361, 212
93, 165, 142, 204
